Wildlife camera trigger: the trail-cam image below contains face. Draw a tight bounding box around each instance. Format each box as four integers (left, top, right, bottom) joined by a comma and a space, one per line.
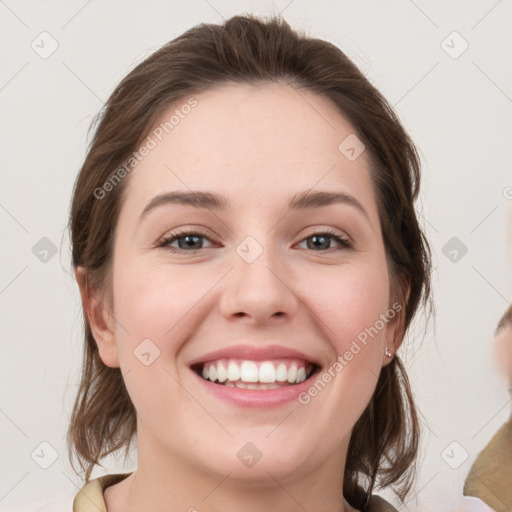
91, 83, 403, 484
494, 325, 512, 386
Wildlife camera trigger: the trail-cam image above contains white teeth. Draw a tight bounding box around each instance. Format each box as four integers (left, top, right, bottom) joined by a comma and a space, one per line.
227, 361, 240, 381
276, 363, 287, 382
217, 362, 227, 382
259, 362, 276, 383
287, 364, 297, 383
199, 359, 312, 385
240, 361, 259, 382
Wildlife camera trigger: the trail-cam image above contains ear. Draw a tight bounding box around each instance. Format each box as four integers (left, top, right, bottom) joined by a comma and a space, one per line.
75, 265, 120, 368
382, 276, 410, 367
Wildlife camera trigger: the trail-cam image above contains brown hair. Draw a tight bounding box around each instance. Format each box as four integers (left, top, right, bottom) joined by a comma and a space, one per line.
67, 13, 432, 509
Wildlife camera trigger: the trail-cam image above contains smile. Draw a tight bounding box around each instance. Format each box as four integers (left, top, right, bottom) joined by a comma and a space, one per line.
188, 344, 322, 407
192, 358, 317, 389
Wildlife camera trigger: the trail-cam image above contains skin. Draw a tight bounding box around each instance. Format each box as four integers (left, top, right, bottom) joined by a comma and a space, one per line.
76, 82, 407, 512
493, 324, 512, 387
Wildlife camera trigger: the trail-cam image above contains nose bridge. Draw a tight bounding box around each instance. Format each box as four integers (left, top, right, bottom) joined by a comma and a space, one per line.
219, 231, 298, 322
234, 232, 287, 291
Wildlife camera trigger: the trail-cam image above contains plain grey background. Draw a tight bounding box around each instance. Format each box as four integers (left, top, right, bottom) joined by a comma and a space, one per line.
1, 1, 511, 510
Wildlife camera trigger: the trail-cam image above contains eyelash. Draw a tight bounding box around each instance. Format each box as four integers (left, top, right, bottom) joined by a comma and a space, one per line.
156, 228, 353, 253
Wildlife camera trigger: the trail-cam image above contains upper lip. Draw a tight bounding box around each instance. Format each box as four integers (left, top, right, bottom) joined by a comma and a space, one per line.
188, 344, 322, 367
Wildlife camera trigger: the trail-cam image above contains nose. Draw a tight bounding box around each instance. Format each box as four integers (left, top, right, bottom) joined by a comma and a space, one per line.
218, 240, 299, 326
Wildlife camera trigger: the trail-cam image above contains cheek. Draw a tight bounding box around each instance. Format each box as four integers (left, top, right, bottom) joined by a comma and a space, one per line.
305, 264, 391, 401
294, 266, 392, 446
109, 263, 206, 426
307, 263, 391, 349
111, 261, 221, 361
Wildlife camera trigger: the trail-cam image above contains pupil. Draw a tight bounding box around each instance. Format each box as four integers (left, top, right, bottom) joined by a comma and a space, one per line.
180, 235, 201, 249
309, 235, 329, 250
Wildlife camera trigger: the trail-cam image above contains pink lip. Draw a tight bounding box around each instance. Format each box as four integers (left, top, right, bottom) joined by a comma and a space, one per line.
188, 343, 321, 366
187, 344, 321, 408
190, 366, 320, 408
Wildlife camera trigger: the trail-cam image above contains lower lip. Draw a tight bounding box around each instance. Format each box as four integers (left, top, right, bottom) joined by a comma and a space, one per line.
190, 367, 320, 408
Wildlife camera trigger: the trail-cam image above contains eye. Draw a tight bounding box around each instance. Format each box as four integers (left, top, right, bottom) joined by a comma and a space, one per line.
156, 228, 353, 253
157, 230, 215, 252
296, 229, 353, 251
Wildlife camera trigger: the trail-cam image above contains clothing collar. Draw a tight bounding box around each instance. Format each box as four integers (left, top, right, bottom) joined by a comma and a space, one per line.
72, 473, 398, 512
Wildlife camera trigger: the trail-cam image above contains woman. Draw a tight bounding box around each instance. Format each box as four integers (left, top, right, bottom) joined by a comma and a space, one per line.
67, 14, 432, 512
463, 305, 512, 511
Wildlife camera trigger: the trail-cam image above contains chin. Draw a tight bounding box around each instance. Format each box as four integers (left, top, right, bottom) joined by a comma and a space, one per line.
195, 435, 319, 483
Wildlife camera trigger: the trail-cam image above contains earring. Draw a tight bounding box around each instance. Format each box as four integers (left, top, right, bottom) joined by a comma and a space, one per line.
385, 346, 392, 358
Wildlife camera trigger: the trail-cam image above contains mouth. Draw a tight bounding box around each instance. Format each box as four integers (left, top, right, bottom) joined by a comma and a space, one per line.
190, 358, 320, 390
187, 344, 323, 407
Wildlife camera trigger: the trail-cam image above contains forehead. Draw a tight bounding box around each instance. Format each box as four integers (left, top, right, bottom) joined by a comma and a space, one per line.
121, 82, 377, 219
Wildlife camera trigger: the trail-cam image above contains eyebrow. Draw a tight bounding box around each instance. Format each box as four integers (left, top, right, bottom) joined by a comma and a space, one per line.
137, 189, 370, 224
